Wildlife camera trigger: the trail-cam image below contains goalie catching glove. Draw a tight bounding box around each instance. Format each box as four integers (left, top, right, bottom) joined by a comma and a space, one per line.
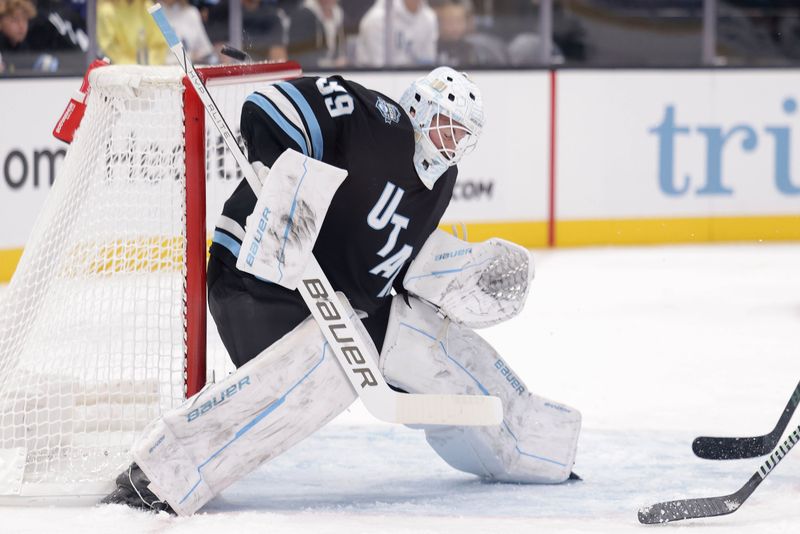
236, 148, 348, 290
402, 229, 534, 328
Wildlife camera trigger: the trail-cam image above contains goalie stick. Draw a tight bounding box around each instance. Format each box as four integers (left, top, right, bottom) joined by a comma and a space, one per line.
692, 379, 800, 460
638, 423, 800, 524
149, 4, 503, 427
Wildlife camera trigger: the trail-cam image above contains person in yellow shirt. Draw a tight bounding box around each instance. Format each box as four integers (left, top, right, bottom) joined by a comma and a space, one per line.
97, 0, 168, 64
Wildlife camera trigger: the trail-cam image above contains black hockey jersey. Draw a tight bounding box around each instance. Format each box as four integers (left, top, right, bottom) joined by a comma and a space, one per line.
209, 75, 457, 315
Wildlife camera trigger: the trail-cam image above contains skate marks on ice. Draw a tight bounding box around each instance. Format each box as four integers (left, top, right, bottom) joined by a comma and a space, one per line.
1, 407, 799, 533
209, 425, 799, 524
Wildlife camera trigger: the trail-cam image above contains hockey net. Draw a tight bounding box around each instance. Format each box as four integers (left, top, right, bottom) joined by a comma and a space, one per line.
0, 62, 301, 501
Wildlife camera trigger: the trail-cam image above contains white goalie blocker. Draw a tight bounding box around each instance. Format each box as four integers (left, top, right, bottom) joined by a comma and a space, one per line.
235, 148, 347, 290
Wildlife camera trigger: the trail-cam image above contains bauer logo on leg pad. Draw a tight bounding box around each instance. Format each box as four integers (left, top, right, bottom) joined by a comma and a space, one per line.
148, 434, 166, 455
302, 278, 378, 389
495, 359, 525, 396
187, 377, 251, 422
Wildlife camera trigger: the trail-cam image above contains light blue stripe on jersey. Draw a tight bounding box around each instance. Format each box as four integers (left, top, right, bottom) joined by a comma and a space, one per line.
212, 230, 241, 258
246, 93, 309, 156
276, 82, 324, 160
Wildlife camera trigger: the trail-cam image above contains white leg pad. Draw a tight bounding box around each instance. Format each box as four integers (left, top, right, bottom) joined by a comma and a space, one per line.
132, 305, 365, 515
380, 296, 581, 483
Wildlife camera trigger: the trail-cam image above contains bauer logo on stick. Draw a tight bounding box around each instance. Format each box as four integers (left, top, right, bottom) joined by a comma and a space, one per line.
302, 278, 378, 389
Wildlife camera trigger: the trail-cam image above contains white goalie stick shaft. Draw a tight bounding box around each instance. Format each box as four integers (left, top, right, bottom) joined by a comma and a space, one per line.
149, 4, 503, 426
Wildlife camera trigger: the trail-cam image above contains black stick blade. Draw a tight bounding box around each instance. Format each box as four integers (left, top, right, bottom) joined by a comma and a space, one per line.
692, 435, 772, 460
638, 474, 761, 524
693, 380, 800, 460
638, 495, 743, 524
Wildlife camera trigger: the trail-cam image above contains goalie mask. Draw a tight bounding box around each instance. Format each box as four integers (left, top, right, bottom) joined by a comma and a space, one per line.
399, 67, 485, 189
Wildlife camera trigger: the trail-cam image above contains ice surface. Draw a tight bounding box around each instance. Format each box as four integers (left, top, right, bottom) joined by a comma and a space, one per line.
1, 243, 798, 533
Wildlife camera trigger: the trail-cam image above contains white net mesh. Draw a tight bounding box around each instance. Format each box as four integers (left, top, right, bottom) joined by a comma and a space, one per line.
0, 63, 299, 500
0, 67, 188, 498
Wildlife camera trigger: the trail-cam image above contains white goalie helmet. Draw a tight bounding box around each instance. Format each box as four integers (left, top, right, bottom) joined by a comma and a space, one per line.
399, 67, 485, 189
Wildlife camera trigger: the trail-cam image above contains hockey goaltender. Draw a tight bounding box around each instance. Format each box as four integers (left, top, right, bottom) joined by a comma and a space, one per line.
102, 66, 581, 515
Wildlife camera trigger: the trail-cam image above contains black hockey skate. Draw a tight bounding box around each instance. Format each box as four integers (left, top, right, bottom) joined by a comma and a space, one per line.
100, 463, 175, 514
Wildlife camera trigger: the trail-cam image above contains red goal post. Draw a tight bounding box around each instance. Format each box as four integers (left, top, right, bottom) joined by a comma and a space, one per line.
184, 62, 302, 397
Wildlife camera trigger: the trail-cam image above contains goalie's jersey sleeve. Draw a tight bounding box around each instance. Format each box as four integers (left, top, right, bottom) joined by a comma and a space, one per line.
209, 75, 457, 315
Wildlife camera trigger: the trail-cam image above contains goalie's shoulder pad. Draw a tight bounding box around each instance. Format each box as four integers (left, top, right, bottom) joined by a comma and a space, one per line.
236, 148, 347, 289
402, 229, 534, 328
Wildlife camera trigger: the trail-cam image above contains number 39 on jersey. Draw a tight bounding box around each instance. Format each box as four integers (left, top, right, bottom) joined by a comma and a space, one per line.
316, 78, 355, 118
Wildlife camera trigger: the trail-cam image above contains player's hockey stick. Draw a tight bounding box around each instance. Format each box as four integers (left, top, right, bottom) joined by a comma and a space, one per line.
638, 423, 800, 524
692, 380, 800, 460
149, 4, 503, 426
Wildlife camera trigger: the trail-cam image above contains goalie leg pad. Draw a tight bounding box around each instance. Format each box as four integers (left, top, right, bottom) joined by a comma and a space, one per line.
132, 307, 362, 515
380, 295, 581, 483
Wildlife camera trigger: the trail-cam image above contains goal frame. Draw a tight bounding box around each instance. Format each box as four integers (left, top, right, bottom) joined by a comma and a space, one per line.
0, 61, 301, 504
184, 62, 301, 398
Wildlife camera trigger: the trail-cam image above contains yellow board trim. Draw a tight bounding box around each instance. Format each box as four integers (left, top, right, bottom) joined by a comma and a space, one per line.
1, 216, 798, 283
556, 215, 800, 247
0, 249, 23, 283
439, 220, 549, 248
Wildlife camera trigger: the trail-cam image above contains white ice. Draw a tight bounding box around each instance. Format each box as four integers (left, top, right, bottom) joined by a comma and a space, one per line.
1, 243, 799, 534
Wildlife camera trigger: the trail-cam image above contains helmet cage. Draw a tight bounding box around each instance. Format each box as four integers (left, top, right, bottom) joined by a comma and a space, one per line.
400, 67, 484, 189
420, 106, 479, 165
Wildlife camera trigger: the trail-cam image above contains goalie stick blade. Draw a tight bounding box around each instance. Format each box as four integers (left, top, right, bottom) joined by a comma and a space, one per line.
692, 380, 800, 460
393, 393, 503, 426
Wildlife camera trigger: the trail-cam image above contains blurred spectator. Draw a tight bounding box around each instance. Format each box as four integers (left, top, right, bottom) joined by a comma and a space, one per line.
507, 31, 563, 65
27, 0, 87, 52
162, 0, 215, 63
486, 0, 535, 41
288, 0, 347, 68
0, 0, 35, 51
206, 0, 288, 62
24, 0, 88, 73
0, 0, 41, 72
432, 0, 507, 66
97, 0, 168, 64
775, 7, 800, 60
355, 0, 437, 66
716, 2, 800, 65
340, 0, 371, 36
492, 0, 583, 63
